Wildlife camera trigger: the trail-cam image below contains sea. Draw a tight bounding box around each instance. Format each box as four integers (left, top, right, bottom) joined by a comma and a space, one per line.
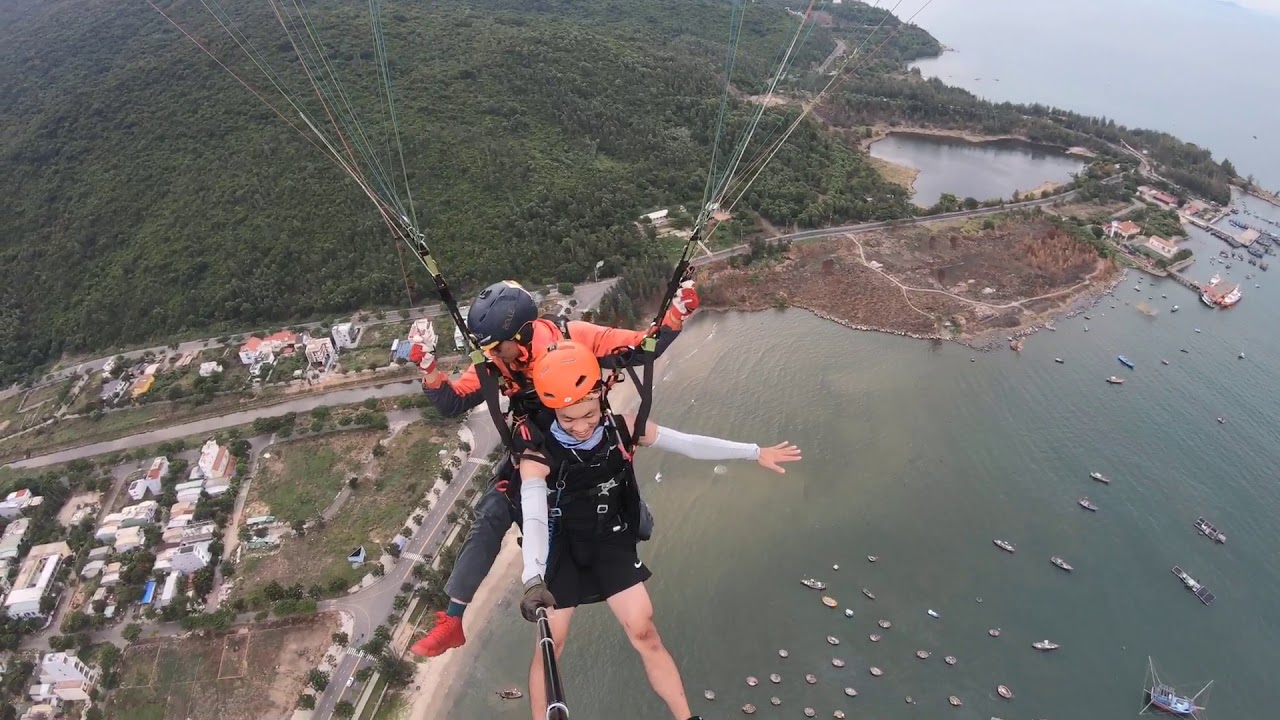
446, 2, 1280, 718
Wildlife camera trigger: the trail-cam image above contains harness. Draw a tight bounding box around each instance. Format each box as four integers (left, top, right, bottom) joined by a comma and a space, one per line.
539, 414, 640, 545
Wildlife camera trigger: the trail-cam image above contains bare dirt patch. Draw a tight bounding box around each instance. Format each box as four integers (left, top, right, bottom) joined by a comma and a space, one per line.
700, 212, 1117, 340
108, 614, 338, 720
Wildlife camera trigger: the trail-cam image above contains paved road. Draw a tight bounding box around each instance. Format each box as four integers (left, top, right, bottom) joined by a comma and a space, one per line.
7, 280, 619, 399
311, 412, 500, 719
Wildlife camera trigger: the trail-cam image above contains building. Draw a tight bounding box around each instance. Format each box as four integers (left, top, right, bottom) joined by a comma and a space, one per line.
156, 571, 181, 609
87, 546, 112, 561
112, 526, 146, 553
166, 501, 197, 530
129, 375, 155, 399
79, 560, 106, 580
128, 457, 168, 501
102, 357, 118, 375
262, 330, 300, 354
238, 337, 274, 366
198, 361, 223, 377
0, 518, 30, 561
641, 208, 670, 226
331, 322, 360, 349
99, 562, 123, 587
164, 520, 217, 547
94, 519, 120, 543
0, 489, 43, 519
4, 542, 72, 618
99, 378, 128, 403
1145, 235, 1180, 259
305, 337, 336, 370
191, 439, 233, 483
1239, 228, 1260, 247
38, 651, 99, 688
1105, 220, 1143, 240
118, 501, 158, 527
170, 542, 211, 574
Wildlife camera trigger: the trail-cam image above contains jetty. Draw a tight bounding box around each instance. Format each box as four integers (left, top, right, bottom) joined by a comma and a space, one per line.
1167, 270, 1201, 292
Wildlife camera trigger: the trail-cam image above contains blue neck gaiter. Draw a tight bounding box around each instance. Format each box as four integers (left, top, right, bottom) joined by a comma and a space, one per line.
550, 421, 605, 451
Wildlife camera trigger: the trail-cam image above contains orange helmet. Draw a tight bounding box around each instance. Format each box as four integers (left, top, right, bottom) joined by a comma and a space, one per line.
531, 340, 602, 409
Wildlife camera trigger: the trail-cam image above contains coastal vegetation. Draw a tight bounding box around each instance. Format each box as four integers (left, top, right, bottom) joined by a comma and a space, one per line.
0, 0, 926, 385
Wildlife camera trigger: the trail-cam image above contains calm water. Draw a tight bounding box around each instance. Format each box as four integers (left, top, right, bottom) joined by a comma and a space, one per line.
910, 0, 1280, 188
449, 194, 1280, 719
868, 132, 1085, 207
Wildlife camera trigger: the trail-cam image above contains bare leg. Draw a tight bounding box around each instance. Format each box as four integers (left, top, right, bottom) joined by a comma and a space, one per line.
606, 583, 691, 720
528, 606, 574, 720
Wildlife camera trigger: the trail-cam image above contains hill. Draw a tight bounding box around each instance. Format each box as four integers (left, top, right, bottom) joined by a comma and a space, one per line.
0, 0, 938, 383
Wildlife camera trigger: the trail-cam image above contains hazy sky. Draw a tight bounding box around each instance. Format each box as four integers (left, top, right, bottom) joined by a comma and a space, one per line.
1222, 0, 1280, 14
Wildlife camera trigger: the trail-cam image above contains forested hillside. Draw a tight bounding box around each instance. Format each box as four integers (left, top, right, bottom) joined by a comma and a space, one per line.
0, 0, 934, 383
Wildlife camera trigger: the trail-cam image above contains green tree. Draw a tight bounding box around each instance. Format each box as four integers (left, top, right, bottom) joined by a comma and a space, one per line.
307, 669, 330, 692
297, 693, 316, 710
334, 701, 356, 718
122, 624, 143, 642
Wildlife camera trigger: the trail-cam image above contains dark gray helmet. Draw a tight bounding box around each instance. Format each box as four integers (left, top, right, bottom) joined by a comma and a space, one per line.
468, 281, 538, 347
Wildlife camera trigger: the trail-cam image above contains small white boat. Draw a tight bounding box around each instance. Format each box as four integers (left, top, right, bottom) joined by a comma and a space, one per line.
944, 655, 957, 665
497, 688, 524, 700
778, 649, 789, 658
801, 578, 826, 591
915, 649, 931, 659
993, 539, 1016, 553
1054, 358, 1064, 364
827, 636, 840, 646
997, 684, 1014, 700
927, 609, 940, 619
1089, 471, 1110, 484
867, 555, 878, 562
1032, 639, 1061, 651
805, 674, 818, 685
844, 608, 854, 618
704, 690, 716, 700
989, 628, 1002, 637
861, 588, 876, 600
877, 619, 892, 629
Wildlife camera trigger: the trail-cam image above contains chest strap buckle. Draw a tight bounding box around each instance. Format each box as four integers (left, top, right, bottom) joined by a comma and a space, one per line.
596, 478, 619, 496
596, 504, 610, 515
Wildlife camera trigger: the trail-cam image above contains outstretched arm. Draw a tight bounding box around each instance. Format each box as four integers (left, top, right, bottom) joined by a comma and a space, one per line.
625, 415, 802, 473
517, 455, 551, 585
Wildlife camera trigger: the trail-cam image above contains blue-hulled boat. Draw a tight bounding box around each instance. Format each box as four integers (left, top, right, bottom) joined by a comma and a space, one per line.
1118, 355, 1136, 369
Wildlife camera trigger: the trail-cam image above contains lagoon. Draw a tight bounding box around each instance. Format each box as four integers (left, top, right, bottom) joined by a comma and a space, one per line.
868, 131, 1085, 207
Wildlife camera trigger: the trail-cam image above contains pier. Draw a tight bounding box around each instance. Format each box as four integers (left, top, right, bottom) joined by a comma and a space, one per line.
1167, 270, 1201, 293
1183, 215, 1240, 246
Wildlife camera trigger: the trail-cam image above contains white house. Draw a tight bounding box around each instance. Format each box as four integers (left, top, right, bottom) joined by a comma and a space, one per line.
1146, 235, 1179, 259
113, 526, 146, 553
170, 541, 212, 575
33, 651, 99, 702
0, 489, 43, 519
99, 562, 123, 587
331, 322, 359, 349
197, 361, 223, 378
118, 501, 158, 527
641, 208, 670, 225
191, 439, 233, 483
305, 337, 336, 370
175, 480, 204, 504
156, 571, 182, 609
128, 457, 168, 501
0, 518, 30, 561
4, 542, 72, 618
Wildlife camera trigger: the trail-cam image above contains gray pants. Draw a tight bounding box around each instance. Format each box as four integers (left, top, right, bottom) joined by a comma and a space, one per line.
443, 482, 655, 603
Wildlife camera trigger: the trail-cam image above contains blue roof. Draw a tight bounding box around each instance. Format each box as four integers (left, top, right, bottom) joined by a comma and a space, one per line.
141, 579, 157, 604
393, 342, 412, 360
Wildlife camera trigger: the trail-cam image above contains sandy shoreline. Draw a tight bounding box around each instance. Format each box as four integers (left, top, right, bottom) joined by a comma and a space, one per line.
406, 532, 524, 720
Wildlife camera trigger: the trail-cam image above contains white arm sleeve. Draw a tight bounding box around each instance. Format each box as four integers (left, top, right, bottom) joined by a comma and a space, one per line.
649, 424, 761, 461
519, 474, 550, 585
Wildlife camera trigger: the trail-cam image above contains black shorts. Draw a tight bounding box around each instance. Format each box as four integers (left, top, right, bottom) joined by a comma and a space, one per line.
546, 536, 651, 609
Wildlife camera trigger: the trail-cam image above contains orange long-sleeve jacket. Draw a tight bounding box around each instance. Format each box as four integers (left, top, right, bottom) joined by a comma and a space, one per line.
422, 309, 684, 417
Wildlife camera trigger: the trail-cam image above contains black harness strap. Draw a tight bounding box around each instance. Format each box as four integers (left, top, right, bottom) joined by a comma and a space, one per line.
475, 361, 514, 451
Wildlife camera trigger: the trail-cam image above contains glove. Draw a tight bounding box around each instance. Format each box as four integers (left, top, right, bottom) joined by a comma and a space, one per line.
410, 344, 436, 374
671, 280, 699, 319
520, 577, 556, 622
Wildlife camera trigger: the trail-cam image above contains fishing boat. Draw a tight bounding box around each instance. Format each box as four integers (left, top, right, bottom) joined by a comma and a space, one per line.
1195, 517, 1226, 543
769, 673, 781, 684
944, 655, 957, 665
1054, 357, 1065, 364
801, 578, 826, 591
869, 667, 884, 677
1107, 376, 1125, 385
1078, 497, 1099, 512
1217, 417, 1226, 424
832, 658, 845, 668
997, 685, 1014, 699
1050, 556, 1074, 572
915, 649, 930, 659
778, 649, 789, 658
805, 674, 818, 685
1171, 305, 1179, 312
993, 539, 1016, 553
1148, 684, 1198, 716
988, 628, 1002, 637
1171, 565, 1216, 605
827, 635, 840, 646
1118, 354, 1136, 369
844, 687, 858, 697
866, 555, 878, 562
1162, 359, 1170, 365
742, 703, 757, 715
877, 619, 892, 629
869, 634, 881, 642
844, 608, 854, 618
861, 588, 876, 600
1090, 471, 1110, 484
948, 695, 963, 706
822, 596, 838, 608
1032, 640, 1061, 651
927, 609, 940, 618
704, 690, 716, 700
746, 676, 759, 687
497, 688, 524, 700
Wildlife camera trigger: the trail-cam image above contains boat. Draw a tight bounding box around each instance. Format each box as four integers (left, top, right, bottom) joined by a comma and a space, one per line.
997, 685, 1014, 699
1117, 355, 1135, 369
861, 588, 876, 600
1032, 640, 1061, 651
843, 687, 858, 697
948, 695, 963, 707
832, 658, 845, 668
742, 703, 757, 715
944, 655, 957, 665
993, 539, 1016, 553
1171, 565, 1216, 605
877, 619, 892, 629
778, 649, 789, 658
844, 608, 854, 618
1201, 281, 1242, 308
1180, 348, 1189, 353
916, 650, 930, 659
1238, 352, 1245, 359
497, 688, 524, 700
1050, 556, 1074, 572
822, 596, 838, 608
1195, 516, 1226, 543
801, 578, 826, 591
1090, 471, 1110, 484
869, 633, 881, 642
869, 667, 883, 677
1208, 273, 1221, 286
1148, 683, 1199, 716
1078, 497, 1099, 512
704, 690, 716, 700
867, 555, 878, 562
988, 628, 1002, 637
1161, 359, 1170, 365
1171, 305, 1179, 312
1054, 357, 1065, 364
805, 674, 818, 684
1107, 376, 1125, 385
1217, 417, 1226, 424
769, 673, 781, 684
827, 635, 840, 646
746, 676, 759, 687
927, 609, 940, 618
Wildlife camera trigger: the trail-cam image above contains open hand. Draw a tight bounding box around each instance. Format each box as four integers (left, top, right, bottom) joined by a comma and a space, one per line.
757, 442, 802, 474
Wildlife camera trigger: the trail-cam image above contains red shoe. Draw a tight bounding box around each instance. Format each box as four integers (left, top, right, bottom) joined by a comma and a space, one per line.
410, 612, 466, 657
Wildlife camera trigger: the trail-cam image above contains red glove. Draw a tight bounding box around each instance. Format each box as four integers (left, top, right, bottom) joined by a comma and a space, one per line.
671, 280, 699, 319
411, 344, 436, 374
